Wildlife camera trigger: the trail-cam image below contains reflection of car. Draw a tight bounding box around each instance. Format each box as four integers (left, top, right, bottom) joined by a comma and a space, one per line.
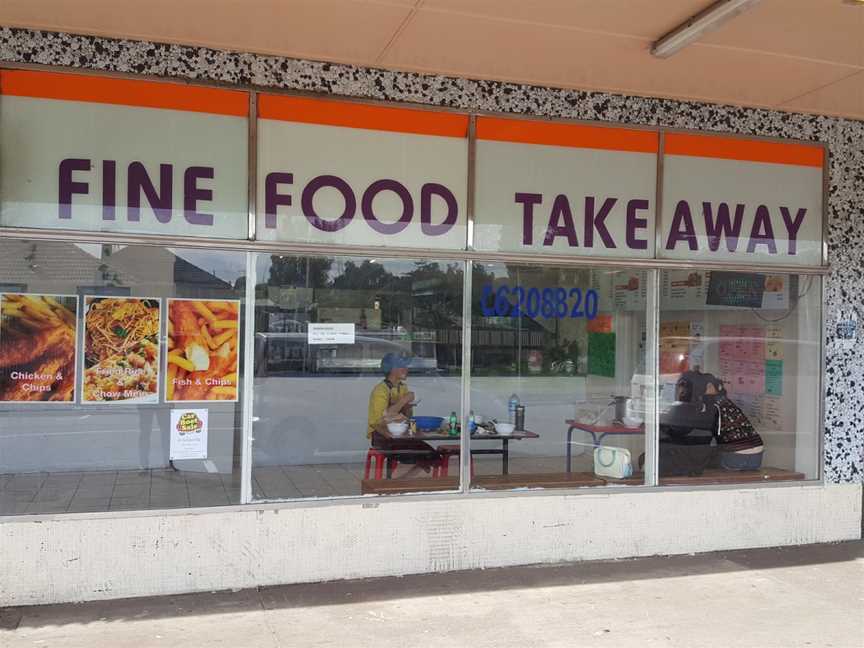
254, 331, 441, 376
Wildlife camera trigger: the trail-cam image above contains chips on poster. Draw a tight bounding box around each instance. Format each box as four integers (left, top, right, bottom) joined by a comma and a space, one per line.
170, 408, 209, 460
82, 296, 161, 403
166, 299, 240, 402
0, 293, 78, 402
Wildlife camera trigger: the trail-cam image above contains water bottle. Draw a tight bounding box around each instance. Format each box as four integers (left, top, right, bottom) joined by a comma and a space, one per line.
508, 393, 520, 424
449, 411, 458, 436
468, 410, 476, 433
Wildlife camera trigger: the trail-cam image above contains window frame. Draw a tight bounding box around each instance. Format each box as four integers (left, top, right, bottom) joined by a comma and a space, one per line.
0, 64, 830, 517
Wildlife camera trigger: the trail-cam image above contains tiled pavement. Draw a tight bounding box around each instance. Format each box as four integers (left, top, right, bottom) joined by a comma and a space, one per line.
1, 455, 593, 515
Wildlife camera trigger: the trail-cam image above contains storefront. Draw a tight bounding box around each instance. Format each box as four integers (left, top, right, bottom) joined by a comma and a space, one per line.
1, 29, 861, 606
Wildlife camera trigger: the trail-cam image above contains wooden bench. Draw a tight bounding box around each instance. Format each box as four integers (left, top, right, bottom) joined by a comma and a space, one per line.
603, 467, 806, 486
362, 472, 604, 494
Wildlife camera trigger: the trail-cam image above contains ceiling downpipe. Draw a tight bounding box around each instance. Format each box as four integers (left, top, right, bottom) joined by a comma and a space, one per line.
651, 0, 763, 58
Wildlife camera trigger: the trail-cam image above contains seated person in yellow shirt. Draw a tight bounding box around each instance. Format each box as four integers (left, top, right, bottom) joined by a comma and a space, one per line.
368, 353, 439, 476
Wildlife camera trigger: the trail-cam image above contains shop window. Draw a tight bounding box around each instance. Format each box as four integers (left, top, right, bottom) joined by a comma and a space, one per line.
0, 239, 246, 515
251, 254, 463, 499
657, 270, 820, 483
469, 263, 648, 489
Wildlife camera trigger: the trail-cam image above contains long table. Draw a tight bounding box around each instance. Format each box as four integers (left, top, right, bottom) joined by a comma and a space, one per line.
376, 426, 539, 475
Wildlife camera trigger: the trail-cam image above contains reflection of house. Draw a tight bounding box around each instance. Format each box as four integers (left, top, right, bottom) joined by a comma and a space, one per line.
107, 247, 233, 297
0, 239, 143, 293
0, 239, 234, 298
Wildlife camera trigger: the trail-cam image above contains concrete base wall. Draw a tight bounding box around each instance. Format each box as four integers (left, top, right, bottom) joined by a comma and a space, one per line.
1, 483, 861, 606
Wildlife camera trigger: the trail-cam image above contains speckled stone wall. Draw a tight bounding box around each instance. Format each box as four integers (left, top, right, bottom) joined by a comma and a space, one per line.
1, 27, 862, 483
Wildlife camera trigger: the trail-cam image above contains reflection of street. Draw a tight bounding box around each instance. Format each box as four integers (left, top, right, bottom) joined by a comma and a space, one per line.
0, 406, 238, 473
137, 406, 170, 469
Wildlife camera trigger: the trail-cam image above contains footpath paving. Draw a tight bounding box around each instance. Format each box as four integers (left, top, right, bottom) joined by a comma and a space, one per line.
1, 541, 862, 648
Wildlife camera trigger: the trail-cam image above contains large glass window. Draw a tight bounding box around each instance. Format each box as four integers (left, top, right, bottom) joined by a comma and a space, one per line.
251, 254, 463, 498
469, 263, 648, 489
658, 270, 821, 483
0, 239, 247, 514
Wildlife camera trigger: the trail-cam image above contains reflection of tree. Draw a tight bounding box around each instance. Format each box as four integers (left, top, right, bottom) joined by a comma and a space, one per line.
331, 260, 392, 291
408, 261, 463, 331
267, 255, 332, 287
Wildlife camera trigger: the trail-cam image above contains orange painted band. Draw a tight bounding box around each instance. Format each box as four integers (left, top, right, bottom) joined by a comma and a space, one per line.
259, 94, 468, 138
476, 116, 658, 154
665, 132, 823, 168
0, 70, 248, 117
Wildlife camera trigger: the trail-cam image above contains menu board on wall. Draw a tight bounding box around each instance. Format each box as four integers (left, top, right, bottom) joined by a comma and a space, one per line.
0, 70, 249, 239
661, 270, 707, 310
0, 293, 78, 402
165, 299, 240, 402
662, 270, 790, 311
718, 324, 766, 396
82, 297, 161, 403
707, 272, 765, 308
256, 94, 469, 250
612, 272, 647, 311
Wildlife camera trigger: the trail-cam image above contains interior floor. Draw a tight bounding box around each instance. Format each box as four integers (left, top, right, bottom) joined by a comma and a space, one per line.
0, 452, 804, 515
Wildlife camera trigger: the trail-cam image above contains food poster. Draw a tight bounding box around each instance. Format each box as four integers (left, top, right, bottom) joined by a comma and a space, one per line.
0, 293, 78, 402
659, 320, 691, 374
165, 299, 240, 402
82, 297, 161, 403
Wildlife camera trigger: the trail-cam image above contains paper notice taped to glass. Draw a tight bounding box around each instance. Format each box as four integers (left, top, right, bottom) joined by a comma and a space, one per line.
170, 408, 209, 460
308, 323, 356, 345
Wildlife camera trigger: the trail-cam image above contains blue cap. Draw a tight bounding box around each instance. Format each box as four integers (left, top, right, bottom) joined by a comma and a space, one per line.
381, 352, 411, 375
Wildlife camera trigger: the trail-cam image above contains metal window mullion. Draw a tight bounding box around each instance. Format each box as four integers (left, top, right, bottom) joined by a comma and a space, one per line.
240, 91, 258, 505
645, 268, 660, 487
240, 252, 257, 504
459, 266, 473, 492
247, 91, 258, 241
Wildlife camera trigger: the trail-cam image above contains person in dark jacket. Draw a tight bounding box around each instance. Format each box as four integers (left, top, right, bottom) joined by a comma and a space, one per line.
704, 378, 764, 470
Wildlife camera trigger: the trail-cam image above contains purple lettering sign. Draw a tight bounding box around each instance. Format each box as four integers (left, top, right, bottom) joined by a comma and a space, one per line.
183, 166, 215, 226
58, 158, 90, 220
362, 179, 413, 235
302, 175, 356, 233
128, 162, 172, 223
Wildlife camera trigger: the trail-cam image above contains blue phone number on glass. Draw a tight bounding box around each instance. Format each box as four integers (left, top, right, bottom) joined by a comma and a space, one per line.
480, 286, 599, 320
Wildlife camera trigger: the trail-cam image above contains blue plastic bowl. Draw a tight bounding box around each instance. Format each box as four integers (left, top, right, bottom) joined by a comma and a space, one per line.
412, 416, 445, 431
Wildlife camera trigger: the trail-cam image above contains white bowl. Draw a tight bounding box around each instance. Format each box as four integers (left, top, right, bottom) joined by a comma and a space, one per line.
387, 422, 408, 436
494, 422, 515, 435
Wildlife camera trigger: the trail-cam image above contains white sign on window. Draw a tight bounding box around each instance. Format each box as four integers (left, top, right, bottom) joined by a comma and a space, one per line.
256, 94, 469, 250
0, 70, 249, 240
169, 408, 209, 460
473, 117, 659, 258
308, 323, 356, 345
660, 133, 824, 266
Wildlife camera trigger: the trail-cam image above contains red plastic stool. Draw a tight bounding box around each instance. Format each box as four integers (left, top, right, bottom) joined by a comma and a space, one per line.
364, 448, 398, 479
436, 445, 474, 477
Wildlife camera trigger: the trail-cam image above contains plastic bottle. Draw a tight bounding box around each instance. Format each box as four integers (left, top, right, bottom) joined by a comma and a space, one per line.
468, 410, 476, 433
449, 411, 458, 436
508, 393, 520, 424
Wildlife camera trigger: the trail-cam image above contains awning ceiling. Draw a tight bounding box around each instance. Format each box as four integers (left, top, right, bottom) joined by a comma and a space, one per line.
1, 0, 862, 119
